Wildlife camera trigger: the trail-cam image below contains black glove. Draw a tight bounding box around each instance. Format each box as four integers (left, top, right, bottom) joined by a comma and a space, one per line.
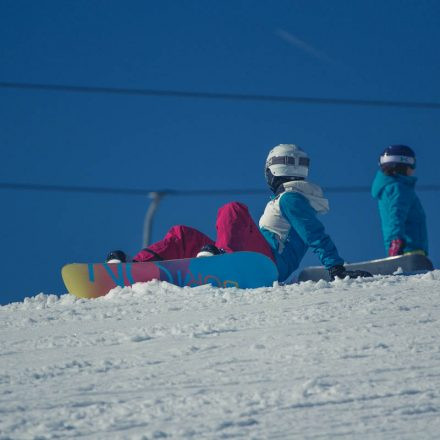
328, 264, 372, 281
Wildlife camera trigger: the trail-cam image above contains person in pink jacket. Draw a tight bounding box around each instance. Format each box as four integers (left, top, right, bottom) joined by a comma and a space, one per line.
106, 201, 274, 264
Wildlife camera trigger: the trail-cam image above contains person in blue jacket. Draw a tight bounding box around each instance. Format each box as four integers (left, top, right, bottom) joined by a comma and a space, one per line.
371, 144, 428, 257
259, 144, 371, 281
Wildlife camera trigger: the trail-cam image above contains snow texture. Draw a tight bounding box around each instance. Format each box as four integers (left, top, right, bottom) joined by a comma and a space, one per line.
1, 272, 440, 439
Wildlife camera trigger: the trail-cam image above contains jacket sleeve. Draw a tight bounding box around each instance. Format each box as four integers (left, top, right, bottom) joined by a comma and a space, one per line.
279, 192, 344, 269
382, 182, 414, 242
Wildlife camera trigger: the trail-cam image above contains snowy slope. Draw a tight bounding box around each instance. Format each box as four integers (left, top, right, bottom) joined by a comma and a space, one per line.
1, 272, 440, 439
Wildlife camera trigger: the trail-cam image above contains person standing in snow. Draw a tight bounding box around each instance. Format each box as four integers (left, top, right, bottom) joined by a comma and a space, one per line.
371, 145, 428, 257
107, 144, 371, 281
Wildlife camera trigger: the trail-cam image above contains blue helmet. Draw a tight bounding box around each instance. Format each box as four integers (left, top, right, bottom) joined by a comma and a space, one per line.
379, 145, 416, 171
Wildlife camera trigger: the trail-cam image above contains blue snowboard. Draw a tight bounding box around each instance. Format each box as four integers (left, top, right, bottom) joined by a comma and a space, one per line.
62, 251, 279, 298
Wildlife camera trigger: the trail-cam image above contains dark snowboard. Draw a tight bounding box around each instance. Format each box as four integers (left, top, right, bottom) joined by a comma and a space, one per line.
298, 254, 434, 282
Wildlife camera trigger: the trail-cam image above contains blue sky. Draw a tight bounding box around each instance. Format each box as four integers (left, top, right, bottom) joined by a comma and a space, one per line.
1, 0, 439, 304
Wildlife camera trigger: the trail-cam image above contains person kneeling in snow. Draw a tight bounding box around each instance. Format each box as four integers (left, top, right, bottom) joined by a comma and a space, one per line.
371, 145, 428, 257
107, 144, 371, 282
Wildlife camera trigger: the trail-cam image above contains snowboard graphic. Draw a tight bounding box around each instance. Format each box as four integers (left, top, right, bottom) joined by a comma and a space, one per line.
62, 252, 279, 299
298, 254, 434, 282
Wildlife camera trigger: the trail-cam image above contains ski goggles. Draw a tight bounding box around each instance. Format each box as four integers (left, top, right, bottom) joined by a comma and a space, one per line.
380, 155, 416, 168
267, 156, 310, 167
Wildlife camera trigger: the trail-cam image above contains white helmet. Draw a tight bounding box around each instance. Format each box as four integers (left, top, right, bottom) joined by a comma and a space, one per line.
265, 144, 310, 191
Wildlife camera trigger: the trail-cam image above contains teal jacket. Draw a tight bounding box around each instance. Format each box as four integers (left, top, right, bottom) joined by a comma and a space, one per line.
259, 189, 344, 281
371, 171, 428, 254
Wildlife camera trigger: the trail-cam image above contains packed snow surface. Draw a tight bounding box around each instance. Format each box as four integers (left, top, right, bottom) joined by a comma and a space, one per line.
1, 272, 440, 439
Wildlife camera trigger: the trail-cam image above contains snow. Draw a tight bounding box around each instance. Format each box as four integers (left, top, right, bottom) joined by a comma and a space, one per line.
1, 272, 440, 439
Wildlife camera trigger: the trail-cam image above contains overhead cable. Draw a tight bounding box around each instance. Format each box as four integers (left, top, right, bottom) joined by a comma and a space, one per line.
1, 182, 440, 195
1, 81, 439, 109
